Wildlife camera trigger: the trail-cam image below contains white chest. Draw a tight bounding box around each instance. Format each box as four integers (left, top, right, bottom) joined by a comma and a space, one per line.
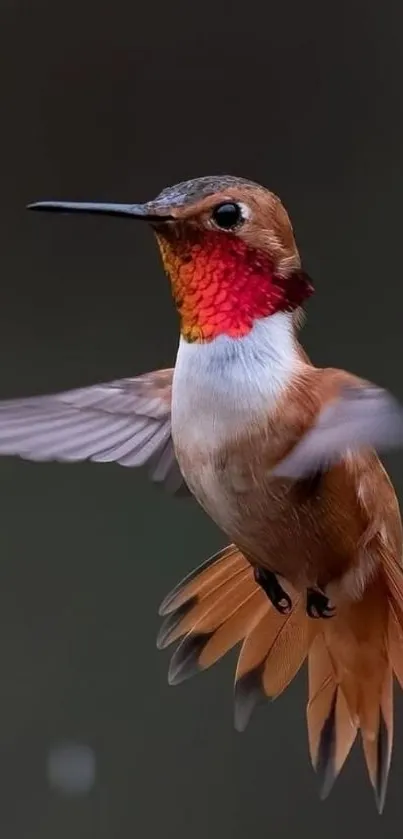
170, 312, 300, 506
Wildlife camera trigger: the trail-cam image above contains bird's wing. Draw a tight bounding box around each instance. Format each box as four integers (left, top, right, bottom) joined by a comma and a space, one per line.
272, 378, 403, 480
0, 368, 189, 495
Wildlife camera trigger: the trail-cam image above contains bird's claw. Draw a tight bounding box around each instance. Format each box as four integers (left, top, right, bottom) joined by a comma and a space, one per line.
254, 567, 292, 615
306, 588, 335, 619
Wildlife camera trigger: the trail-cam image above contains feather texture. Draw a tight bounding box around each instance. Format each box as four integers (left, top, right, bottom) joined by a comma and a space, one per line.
158, 539, 403, 812
360, 666, 393, 814
307, 633, 358, 799
157, 545, 267, 685
0, 369, 189, 494
234, 595, 312, 731
158, 546, 315, 728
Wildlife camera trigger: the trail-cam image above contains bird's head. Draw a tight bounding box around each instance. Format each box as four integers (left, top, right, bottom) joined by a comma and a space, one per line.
28, 175, 313, 343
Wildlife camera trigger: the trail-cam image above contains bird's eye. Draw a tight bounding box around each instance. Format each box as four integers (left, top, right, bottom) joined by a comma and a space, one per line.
211, 202, 244, 231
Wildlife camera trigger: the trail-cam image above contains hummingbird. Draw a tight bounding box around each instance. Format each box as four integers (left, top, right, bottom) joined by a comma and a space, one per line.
4, 174, 403, 810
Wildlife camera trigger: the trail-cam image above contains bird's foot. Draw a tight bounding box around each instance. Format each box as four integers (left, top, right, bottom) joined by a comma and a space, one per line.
254, 567, 292, 615
306, 587, 335, 619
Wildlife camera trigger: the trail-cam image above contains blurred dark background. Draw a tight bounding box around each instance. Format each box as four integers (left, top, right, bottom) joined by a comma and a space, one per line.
0, 0, 403, 836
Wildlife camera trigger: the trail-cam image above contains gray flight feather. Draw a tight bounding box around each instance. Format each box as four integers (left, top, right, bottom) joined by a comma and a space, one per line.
0, 369, 189, 495
272, 384, 403, 480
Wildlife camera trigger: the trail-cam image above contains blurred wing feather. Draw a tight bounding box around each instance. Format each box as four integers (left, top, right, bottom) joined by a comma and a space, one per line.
0, 368, 188, 494
273, 382, 403, 480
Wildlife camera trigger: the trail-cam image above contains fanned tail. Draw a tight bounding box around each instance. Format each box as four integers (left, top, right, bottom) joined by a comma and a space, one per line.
158, 543, 403, 812
157, 545, 270, 685
157, 544, 311, 700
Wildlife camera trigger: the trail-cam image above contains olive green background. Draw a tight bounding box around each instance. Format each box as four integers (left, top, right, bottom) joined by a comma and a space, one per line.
1, 0, 403, 836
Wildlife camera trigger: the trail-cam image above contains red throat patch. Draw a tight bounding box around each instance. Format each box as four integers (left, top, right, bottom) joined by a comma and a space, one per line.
156, 228, 313, 342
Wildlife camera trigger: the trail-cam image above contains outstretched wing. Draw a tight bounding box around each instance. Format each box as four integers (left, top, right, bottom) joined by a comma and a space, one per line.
0, 368, 188, 495
273, 381, 403, 480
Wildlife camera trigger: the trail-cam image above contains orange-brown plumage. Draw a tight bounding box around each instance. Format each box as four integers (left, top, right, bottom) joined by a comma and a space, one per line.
15, 174, 403, 811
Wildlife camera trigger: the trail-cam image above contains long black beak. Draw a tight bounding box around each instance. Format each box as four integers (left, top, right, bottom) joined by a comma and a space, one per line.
26, 200, 173, 223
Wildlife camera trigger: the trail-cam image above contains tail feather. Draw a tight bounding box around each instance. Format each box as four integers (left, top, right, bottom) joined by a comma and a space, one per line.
157, 545, 270, 685
261, 599, 313, 699
234, 596, 312, 731
157, 567, 253, 649
158, 543, 403, 811
307, 634, 358, 799
166, 579, 264, 685
197, 591, 266, 671
388, 610, 403, 688
158, 544, 246, 616
360, 666, 393, 814
381, 573, 403, 809
166, 588, 266, 686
